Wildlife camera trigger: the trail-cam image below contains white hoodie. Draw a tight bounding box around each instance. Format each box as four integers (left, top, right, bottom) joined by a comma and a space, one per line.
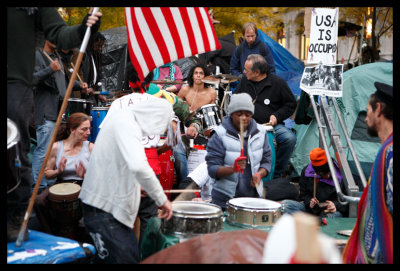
79, 93, 173, 228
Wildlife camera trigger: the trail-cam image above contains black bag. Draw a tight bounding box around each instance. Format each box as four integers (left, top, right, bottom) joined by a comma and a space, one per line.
264, 178, 299, 201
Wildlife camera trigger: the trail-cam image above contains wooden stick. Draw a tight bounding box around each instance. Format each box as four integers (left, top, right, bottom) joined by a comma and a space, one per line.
240, 118, 244, 151
313, 173, 317, 198
164, 189, 201, 193
41, 49, 65, 75
16, 7, 100, 247
151, 80, 186, 85
71, 62, 84, 83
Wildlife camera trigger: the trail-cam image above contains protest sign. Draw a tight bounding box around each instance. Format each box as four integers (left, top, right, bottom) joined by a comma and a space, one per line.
307, 8, 339, 65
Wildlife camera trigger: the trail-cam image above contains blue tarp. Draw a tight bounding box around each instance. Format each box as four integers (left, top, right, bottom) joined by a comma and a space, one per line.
7, 230, 95, 264
258, 29, 304, 99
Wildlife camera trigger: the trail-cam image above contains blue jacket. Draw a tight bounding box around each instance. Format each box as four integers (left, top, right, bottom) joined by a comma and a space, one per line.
230, 35, 276, 76
206, 115, 272, 198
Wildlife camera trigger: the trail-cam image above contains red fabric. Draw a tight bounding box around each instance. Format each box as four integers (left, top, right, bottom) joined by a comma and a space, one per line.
124, 7, 221, 82
145, 148, 161, 175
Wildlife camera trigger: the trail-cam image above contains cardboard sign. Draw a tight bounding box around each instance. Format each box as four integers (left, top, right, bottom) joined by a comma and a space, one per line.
307, 8, 339, 65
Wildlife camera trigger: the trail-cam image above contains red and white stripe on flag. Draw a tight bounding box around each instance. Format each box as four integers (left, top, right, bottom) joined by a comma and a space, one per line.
125, 7, 221, 82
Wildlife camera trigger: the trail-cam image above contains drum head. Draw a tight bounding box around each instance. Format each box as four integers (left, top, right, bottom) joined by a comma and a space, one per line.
263, 125, 274, 132
92, 107, 110, 111
228, 197, 281, 210
7, 118, 19, 149
49, 183, 81, 201
172, 201, 222, 216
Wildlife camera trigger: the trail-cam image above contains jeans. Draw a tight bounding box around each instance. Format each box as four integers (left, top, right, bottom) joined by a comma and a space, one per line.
31, 119, 56, 189
281, 199, 343, 218
82, 203, 140, 264
173, 140, 189, 188
273, 124, 297, 178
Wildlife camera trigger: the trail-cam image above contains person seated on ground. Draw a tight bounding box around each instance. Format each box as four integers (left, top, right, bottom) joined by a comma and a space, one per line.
34, 112, 94, 236
153, 62, 183, 93
281, 147, 348, 218
206, 93, 272, 210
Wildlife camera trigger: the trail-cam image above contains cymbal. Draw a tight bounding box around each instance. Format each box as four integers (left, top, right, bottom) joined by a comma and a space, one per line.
202, 76, 220, 84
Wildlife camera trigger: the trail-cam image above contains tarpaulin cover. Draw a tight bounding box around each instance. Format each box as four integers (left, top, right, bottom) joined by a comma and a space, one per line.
7, 230, 95, 264
290, 62, 393, 178
258, 29, 305, 99
100, 26, 129, 92
141, 229, 268, 264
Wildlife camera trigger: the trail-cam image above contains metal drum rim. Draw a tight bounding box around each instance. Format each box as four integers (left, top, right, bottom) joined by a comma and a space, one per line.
7, 118, 20, 149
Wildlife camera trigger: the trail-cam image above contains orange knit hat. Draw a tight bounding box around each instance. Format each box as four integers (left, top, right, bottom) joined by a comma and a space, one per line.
309, 147, 328, 167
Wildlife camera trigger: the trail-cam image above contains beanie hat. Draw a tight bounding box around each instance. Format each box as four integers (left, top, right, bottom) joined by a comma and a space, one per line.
228, 93, 254, 115
310, 147, 330, 173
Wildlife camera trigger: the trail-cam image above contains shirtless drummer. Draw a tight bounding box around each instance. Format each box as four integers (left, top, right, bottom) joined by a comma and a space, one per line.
178, 63, 217, 113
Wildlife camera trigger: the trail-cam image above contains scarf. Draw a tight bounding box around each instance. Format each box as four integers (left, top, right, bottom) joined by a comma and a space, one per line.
342, 133, 393, 263
304, 161, 342, 187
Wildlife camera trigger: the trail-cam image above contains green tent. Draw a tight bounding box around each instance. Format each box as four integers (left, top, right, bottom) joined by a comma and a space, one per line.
290, 62, 393, 180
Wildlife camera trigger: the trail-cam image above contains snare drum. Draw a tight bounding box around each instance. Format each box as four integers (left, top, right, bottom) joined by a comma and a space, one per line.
90, 107, 109, 142
7, 119, 21, 194
48, 183, 82, 239
263, 125, 276, 182
162, 201, 224, 238
62, 98, 93, 122
196, 104, 221, 135
226, 197, 281, 229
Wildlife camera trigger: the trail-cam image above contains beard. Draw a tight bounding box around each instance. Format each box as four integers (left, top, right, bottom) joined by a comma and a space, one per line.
367, 122, 378, 137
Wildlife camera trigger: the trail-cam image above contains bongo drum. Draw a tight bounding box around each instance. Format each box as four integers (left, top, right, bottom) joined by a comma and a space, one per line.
161, 201, 223, 238
226, 197, 281, 229
48, 183, 82, 239
7, 118, 21, 194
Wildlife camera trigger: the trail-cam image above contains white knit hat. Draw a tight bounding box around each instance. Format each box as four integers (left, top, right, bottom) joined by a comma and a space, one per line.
228, 93, 254, 115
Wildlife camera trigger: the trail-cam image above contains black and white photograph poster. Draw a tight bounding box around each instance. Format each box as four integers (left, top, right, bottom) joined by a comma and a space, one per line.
300, 63, 343, 97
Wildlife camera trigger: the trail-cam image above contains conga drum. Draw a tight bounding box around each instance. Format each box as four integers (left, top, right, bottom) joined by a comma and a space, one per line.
48, 183, 82, 239
90, 107, 109, 142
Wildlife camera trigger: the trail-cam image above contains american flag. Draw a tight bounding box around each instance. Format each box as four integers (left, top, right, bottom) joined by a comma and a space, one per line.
125, 7, 221, 82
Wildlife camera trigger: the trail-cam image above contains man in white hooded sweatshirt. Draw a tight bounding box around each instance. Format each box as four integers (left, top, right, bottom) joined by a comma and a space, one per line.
79, 92, 174, 264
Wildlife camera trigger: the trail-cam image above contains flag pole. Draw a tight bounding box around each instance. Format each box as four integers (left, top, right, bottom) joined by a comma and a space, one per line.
15, 7, 100, 247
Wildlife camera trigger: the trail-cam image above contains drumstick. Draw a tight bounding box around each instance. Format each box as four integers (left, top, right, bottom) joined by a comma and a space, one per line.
151, 80, 186, 85
16, 7, 100, 247
240, 118, 244, 153
164, 189, 201, 193
313, 173, 317, 199
41, 49, 65, 75
71, 62, 84, 83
